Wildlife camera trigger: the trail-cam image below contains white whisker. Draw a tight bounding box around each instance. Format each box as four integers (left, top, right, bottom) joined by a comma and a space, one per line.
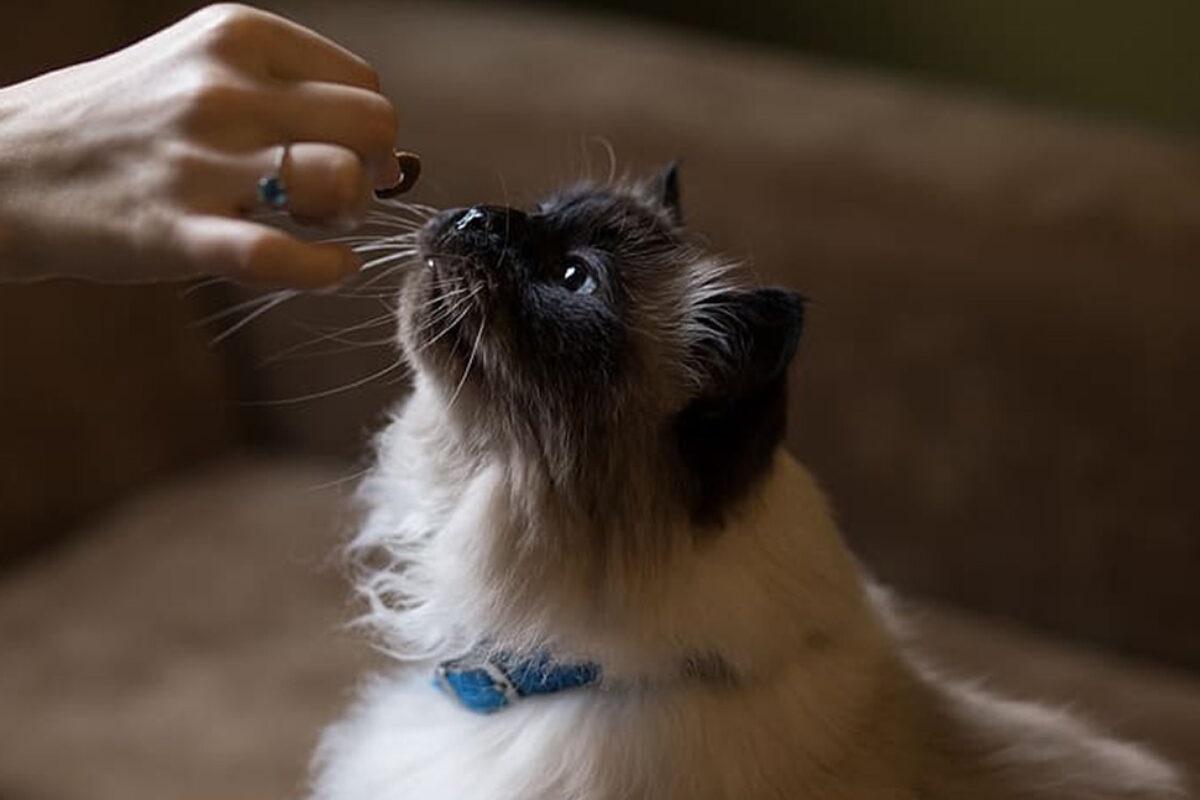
181, 276, 227, 297
360, 251, 419, 272
258, 312, 397, 366
416, 289, 479, 352
304, 465, 374, 493
410, 296, 471, 341
198, 289, 298, 344
196, 289, 295, 326
446, 314, 486, 411
241, 358, 406, 406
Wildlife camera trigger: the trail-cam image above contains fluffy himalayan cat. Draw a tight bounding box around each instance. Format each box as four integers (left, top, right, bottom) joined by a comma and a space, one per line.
309, 167, 1186, 800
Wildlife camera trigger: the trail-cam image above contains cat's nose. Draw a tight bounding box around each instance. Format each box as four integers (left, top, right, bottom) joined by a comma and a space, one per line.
453, 206, 488, 232
451, 205, 525, 237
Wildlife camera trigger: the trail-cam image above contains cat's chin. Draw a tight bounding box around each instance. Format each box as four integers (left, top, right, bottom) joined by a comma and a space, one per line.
396, 261, 482, 379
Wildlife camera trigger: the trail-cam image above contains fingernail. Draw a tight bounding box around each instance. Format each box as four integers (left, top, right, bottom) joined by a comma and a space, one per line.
375, 150, 422, 199
342, 249, 363, 274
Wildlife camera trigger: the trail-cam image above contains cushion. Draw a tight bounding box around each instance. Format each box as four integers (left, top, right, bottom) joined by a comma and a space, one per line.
0, 459, 1195, 798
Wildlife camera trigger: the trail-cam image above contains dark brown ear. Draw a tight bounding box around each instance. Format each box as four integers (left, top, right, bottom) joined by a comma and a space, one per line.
654, 161, 682, 224
694, 287, 805, 403
675, 287, 806, 527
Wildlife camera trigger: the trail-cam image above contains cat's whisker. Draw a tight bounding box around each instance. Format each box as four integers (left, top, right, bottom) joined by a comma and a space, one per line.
410, 294, 475, 342
195, 289, 294, 327
326, 290, 401, 301
354, 243, 418, 256
359, 222, 424, 236
410, 281, 470, 307
351, 235, 419, 246
292, 313, 395, 341
445, 314, 486, 412
351, 241, 419, 254
366, 206, 431, 221
196, 288, 304, 344
600, 137, 618, 186
258, 338, 395, 366
407, 297, 468, 341
415, 283, 473, 303
407, 279, 474, 304
368, 202, 433, 217
345, 241, 420, 256
320, 232, 415, 246
411, 291, 474, 317
240, 357, 406, 407
207, 291, 299, 344
267, 336, 399, 364
374, 198, 440, 215
180, 275, 228, 297
365, 210, 434, 229
352, 258, 418, 281
366, 207, 429, 219
258, 312, 397, 367
342, 264, 411, 296
304, 465, 376, 493
360, 251, 419, 273
424, 253, 477, 269
414, 289, 481, 352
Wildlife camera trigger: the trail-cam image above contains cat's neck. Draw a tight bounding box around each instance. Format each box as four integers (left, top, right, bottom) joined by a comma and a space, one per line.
356, 383, 890, 685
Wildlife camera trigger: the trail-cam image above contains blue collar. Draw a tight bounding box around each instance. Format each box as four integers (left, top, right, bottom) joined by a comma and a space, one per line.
435, 648, 601, 714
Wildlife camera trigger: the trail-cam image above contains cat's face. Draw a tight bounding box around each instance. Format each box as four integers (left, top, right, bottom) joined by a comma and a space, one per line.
405, 172, 691, 426
399, 168, 804, 528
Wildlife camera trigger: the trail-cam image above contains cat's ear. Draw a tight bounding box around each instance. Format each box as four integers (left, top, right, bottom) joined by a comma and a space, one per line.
675, 287, 806, 526
697, 287, 806, 400
653, 161, 683, 224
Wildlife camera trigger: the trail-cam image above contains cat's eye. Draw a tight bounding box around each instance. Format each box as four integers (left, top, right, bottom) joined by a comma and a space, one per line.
560, 256, 598, 295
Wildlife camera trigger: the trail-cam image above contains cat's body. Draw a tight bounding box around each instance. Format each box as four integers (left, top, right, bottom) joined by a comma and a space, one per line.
310, 172, 1185, 800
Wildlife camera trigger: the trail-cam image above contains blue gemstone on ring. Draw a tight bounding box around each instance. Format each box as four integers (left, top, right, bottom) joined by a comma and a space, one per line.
257, 175, 289, 208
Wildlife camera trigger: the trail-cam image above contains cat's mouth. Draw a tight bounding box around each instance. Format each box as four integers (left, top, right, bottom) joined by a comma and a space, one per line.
402, 256, 485, 354
398, 209, 510, 381
407, 203, 532, 344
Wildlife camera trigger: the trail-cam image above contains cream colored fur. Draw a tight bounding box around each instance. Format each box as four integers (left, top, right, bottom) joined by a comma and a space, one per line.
309, 377, 1186, 800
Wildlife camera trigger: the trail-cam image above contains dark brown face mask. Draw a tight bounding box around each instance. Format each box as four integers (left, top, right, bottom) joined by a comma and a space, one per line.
375, 150, 422, 198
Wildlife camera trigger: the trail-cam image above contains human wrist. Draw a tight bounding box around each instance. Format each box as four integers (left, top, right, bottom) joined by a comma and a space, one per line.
0, 91, 21, 277
0, 87, 44, 281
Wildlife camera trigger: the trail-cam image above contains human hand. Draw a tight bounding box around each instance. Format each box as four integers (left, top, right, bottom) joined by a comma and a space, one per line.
0, 4, 401, 288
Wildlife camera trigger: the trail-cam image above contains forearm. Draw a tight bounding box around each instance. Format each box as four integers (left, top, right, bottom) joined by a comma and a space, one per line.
0, 102, 60, 281
0, 87, 26, 281
0, 78, 58, 283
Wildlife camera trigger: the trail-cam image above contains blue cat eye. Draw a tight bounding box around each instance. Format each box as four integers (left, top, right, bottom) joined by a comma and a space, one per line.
560, 256, 598, 295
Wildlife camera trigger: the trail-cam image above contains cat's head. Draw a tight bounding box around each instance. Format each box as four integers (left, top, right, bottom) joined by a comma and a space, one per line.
400, 166, 804, 530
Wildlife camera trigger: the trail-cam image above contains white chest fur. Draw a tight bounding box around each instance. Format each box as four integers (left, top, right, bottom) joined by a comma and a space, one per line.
309, 386, 1184, 800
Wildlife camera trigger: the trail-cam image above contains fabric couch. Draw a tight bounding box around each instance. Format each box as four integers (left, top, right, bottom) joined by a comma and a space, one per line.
1, 2, 1197, 797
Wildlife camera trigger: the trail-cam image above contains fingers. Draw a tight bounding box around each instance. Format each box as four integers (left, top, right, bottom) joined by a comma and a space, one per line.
192, 4, 380, 91
182, 6, 401, 188
258, 12, 380, 91
175, 214, 361, 288
161, 6, 411, 288
273, 82, 400, 188
238, 142, 372, 224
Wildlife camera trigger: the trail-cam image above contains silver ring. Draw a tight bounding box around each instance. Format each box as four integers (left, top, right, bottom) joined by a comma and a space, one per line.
256, 144, 291, 209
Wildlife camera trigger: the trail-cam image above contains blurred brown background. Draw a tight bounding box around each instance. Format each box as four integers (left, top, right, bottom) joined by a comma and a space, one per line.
1, 1, 1198, 799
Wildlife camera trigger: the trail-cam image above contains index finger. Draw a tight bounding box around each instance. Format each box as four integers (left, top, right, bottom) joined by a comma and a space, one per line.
258, 10, 381, 91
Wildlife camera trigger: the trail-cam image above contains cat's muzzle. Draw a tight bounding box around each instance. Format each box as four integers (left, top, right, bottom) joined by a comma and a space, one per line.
423, 205, 529, 262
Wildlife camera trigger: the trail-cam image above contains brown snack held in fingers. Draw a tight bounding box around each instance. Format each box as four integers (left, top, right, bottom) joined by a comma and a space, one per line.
375, 150, 422, 198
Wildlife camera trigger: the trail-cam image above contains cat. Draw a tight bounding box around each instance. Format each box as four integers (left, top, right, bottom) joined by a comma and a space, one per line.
309, 167, 1186, 800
